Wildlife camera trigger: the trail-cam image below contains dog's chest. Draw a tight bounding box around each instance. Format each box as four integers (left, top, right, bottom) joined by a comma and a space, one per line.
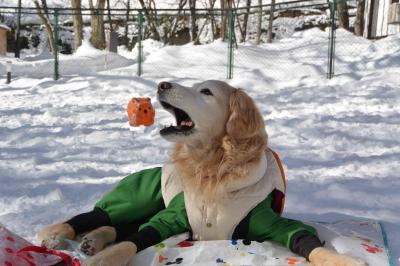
185, 196, 255, 240
161, 156, 278, 240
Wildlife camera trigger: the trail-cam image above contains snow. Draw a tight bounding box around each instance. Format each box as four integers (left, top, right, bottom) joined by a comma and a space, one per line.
0, 28, 399, 265
0, 23, 10, 31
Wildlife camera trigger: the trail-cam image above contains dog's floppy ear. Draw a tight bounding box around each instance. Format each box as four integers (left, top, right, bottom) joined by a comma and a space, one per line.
226, 89, 267, 143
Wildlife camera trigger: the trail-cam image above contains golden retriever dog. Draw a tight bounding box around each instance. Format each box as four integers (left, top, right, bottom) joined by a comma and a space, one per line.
39, 80, 367, 266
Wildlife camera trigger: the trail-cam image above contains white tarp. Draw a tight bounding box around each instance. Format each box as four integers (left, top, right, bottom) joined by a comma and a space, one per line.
133, 220, 392, 266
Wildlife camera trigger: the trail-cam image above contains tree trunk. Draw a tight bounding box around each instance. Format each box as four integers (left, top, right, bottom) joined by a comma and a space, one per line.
337, 0, 350, 30
71, 0, 83, 49
124, 0, 130, 47
354, 0, 365, 36
241, 0, 251, 42
267, 0, 275, 43
189, 0, 199, 44
33, 0, 55, 54
208, 0, 217, 40
89, 0, 106, 49
40, 0, 49, 17
220, 0, 227, 41
256, 0, 262, 44
194, 18, 209, 44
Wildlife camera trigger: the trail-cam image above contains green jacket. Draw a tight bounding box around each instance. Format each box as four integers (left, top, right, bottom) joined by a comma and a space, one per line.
95, 167, 318, 250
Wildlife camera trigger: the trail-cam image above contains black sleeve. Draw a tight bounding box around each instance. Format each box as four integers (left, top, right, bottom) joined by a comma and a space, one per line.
124, 226, 162, 252
65, 207, 112, 235
113, 219, 147, 242
290, 230, 324, 261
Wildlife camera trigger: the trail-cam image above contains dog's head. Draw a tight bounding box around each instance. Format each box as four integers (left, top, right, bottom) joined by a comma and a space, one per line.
157, 80, 266, 148
158, 80, 267, 199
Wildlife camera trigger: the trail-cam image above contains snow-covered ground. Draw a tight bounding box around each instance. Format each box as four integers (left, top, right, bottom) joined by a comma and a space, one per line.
0, 28, 399, 265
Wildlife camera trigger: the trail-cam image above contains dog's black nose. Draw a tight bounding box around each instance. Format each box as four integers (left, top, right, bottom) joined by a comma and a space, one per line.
158, 82, 172, 92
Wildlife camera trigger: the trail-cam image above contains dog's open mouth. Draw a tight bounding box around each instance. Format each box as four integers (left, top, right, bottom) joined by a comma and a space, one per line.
160, 101, 195, 135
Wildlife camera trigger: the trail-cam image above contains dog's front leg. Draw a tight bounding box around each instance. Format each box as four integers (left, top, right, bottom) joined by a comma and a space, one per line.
38, 223, 76, 250
80, 226, 117, 256
82, 241, 137, 266
308, 247, 368, 266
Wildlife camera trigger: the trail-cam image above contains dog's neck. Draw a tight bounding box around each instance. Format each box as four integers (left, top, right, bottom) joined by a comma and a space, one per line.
171, 134, 266, 201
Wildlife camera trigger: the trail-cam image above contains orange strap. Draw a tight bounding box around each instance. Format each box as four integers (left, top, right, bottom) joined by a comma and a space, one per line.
269, 149, 287, 215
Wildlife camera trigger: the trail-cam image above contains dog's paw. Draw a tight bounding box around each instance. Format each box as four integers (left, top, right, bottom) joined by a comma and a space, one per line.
82, 241, 137, 266
38, 223, 75, 250
80, 226, 117, 256
309, 247, 368, 266
80, 235, 105, 256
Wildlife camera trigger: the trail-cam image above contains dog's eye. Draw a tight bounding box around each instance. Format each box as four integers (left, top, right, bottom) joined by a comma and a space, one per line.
200, 88, 213, 96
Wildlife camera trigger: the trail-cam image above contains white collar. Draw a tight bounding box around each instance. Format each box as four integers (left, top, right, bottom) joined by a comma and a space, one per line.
223, 153, 268, 193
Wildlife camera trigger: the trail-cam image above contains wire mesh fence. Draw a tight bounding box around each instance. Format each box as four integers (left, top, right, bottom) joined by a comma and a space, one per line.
233, 4, 332, 80
0, 0, 384, 81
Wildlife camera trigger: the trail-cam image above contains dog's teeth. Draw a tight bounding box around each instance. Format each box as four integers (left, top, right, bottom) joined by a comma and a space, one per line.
180, 120, 193, 127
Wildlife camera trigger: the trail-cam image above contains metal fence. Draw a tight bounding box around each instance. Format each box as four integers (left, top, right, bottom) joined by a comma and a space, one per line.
0, 0, 370, 81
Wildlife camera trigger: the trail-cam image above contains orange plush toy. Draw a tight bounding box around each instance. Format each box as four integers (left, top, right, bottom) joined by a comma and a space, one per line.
127, 97, 155, 127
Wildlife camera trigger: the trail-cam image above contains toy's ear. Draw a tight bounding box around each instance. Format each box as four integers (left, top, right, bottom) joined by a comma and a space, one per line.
146, 97, 151, 102
226, 89, 266, 143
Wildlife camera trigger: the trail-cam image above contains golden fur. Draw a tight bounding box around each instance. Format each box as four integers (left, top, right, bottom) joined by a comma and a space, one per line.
171, 89, 268, 201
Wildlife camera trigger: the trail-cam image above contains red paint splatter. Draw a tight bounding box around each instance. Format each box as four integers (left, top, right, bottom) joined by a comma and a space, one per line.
5, 261, 13, 266
6, 236, 15, 242
286, 258, 300, 265
26, 253, 34, 259
5, 248, 13, 253
361, 243, 383, 254
176, 240, 193, 247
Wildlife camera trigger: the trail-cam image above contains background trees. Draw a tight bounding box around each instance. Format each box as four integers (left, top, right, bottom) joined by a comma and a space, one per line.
89, 0, 106, 49
71, 0, 83, 49
33, 0, 55, 54
30, 0, 368, 54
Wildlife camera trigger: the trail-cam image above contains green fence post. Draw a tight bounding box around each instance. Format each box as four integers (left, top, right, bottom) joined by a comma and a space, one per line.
327, 0, 336, 79
227, 8, 234, 79
137, 10, 143, 76
53, 8, 59, 80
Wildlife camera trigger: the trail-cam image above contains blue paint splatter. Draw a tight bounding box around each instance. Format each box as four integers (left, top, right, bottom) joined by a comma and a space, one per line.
216, 258, 226, 263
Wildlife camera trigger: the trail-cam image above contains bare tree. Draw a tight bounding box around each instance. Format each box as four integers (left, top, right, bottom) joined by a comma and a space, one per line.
167, 0, 187, 41
220, 0, 227, 41
256, 0, 262, 44
242, 0, 251, 42
71, 0, 83, 49
267, 0, 275, 43
125, 0, 130, 46
354, 0, 365, 36
89, 0, 106, 49
232, 0, 252, 42
189, 0, 199, 44
138, 0, 160, 40
33, 0, 55, 53
207, 0, 218, 40
337, 0, 350, 30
